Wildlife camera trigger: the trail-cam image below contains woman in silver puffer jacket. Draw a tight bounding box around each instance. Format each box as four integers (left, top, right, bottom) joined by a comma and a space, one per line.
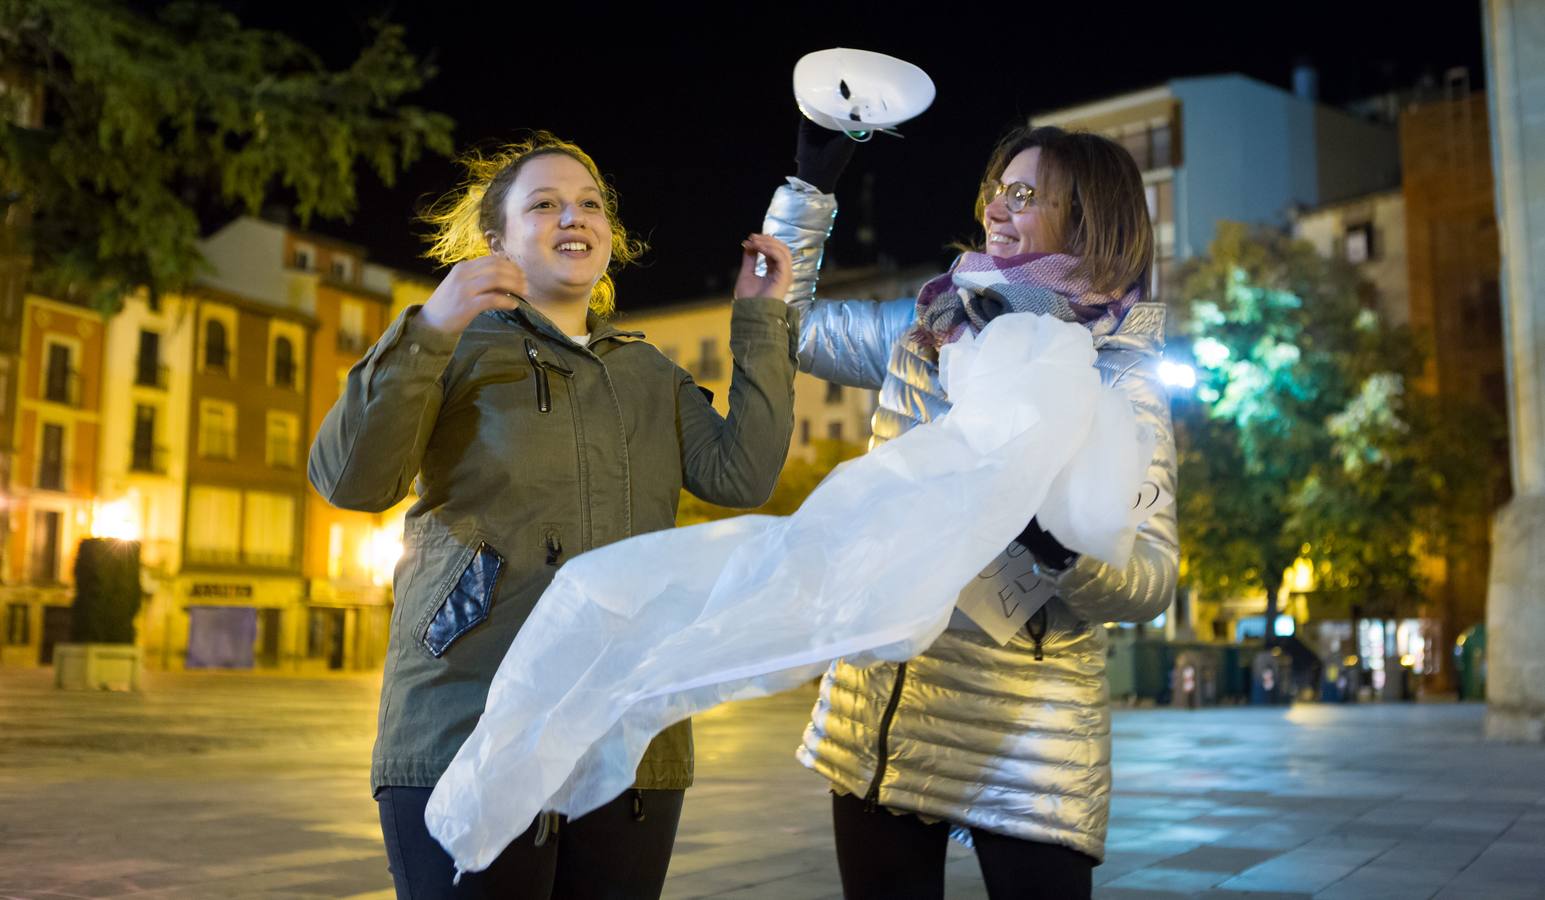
762, 123, 1179, 899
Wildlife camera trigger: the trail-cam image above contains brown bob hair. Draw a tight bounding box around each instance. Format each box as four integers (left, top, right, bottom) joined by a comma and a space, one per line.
976, 125, 1154, 299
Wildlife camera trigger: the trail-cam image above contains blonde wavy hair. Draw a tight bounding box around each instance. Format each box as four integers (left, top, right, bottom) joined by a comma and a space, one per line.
420, 132, 647, 318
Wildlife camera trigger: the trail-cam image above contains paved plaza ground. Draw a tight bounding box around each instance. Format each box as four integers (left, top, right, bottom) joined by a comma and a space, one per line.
1, 668, 1543, 899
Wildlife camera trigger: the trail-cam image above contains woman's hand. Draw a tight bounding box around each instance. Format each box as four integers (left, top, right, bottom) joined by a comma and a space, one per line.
416, 256, 528, 334
734, 233, 794, 301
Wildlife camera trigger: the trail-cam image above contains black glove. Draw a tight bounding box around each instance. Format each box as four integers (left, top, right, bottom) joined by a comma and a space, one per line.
1014, 517, 1079, 572
794, 115, 858, 194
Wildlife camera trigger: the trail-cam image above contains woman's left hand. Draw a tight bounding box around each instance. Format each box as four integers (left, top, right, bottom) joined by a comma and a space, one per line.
733, 233, 794, 301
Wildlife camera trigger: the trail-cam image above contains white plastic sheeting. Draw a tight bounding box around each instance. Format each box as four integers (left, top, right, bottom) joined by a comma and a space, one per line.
426, 313, 1152, 874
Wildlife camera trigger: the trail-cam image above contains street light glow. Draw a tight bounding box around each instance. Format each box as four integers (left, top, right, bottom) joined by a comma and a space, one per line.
91, 492, 142, 542
1158, 361, 1197, 389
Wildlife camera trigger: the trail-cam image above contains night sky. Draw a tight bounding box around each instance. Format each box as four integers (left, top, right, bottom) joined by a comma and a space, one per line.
208, 1, 1486, 308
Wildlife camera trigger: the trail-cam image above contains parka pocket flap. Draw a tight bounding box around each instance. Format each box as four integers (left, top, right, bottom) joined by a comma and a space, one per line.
422, 541, 504, 657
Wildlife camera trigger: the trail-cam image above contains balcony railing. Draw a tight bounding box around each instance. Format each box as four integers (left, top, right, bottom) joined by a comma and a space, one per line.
184, 546, 241, 567
134, 361, 169, 390
42, 370, 81, 407
336, 330, 369, 355
129, 443, 169, 475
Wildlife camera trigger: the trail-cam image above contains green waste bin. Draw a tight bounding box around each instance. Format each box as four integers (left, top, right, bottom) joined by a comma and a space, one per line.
1454, 623, 1487, 701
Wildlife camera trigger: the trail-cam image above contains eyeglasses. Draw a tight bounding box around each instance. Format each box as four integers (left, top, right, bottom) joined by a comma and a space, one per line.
979, 181, 1037, 213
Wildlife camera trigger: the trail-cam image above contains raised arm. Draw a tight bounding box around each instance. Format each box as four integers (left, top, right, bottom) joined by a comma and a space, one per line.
762, 179, 916, 390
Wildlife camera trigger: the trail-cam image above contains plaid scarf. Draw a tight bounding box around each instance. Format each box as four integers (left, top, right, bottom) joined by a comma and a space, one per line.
910, 252, 1143, 356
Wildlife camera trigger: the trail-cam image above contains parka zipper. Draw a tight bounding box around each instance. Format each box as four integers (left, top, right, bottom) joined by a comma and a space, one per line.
1027, 606, 1049, 661
863, 661, 908, 812
524, 338, 573, 414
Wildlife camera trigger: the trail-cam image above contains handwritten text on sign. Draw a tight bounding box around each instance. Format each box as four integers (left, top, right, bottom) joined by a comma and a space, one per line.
957, 481, 1174, 645
956, 542, 1058, 645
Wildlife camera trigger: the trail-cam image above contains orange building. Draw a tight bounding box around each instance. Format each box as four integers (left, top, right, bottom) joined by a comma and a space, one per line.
302, 249, 397, 673
0, 295, 104, 665
1400, 91, 1507, 669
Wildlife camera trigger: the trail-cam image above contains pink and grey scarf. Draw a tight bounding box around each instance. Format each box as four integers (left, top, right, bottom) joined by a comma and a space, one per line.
910, 252, 1143, 356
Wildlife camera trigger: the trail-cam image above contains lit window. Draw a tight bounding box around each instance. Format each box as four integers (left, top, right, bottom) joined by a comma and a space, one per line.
198, 401, 237, 460
266, 411, 299, 469
1345, 223, 1375, 264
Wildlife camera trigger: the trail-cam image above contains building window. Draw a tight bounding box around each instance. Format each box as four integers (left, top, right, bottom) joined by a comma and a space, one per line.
338, 300, 367, 354
799, 419, 811, 446
198, 400, 237, 460
827, 421, 844, 442
135, 330, 165, 388
266, 411, 299, 469
43, 343, 76, 406
293, 243, 315, 271
273, 336, 296, 388
242, 491, 296, 568
4, 603, 28, 645
1345, 223, 1376, 264
695, 338, 723, 380
824, 381, 843, 405
30, 510, 61, 582
330, 256, 355, 282
131, 404, 162, 473
37, 423, 64, 490
204, 319, 229, 373
186, 486, 241, 566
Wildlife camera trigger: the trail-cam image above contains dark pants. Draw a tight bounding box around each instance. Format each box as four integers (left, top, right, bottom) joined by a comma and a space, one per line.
377, 786, 684, 899
831, 792, 1095, 900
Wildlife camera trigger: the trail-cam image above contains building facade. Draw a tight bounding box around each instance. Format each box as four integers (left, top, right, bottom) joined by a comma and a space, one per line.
0, 296, 104, 666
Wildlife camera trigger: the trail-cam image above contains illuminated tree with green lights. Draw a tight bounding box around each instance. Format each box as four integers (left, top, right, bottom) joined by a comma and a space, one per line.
1175, 223, 1450, 643
0, 0, 454, 312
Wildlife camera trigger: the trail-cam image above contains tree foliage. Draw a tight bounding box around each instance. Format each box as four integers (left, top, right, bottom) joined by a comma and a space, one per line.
1175, 223, 1497, 625
0, 0, 454, 311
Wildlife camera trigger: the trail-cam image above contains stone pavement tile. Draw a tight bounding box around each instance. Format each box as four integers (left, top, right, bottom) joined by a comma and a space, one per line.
1434, 883, 1545, 900
1370, 838, 1487, 870
664, 847, 832, 895
1462, 843, 1545, 881
336, 891, 395, 900
701, 873, 845, 900
1122, 805, 1208, 821
1105, 866, 1231, 892
1155, 845, 1277, 874
1096, 888, 1193, 899
1092, 851, 1172, 887
1211, 823, 1315, 851
1216, 858, 1361, 894
1310, 864, 1449, 900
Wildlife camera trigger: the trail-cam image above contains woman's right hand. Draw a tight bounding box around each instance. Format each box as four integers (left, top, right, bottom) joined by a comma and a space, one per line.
416, 256, 528, 334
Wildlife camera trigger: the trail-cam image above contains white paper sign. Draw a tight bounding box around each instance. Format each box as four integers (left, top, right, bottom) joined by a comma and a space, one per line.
955, 541, 1059, 645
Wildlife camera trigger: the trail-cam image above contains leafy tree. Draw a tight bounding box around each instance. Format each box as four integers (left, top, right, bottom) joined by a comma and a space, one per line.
0, 0, 454, 311
1176, 223, 1423, 642
69, 538, 142, 644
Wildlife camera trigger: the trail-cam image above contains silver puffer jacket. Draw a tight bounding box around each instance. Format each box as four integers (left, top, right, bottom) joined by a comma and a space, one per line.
763, 179, 1178, 862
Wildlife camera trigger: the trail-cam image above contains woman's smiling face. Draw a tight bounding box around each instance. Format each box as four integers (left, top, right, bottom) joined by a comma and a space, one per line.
982, 147, 1056, 258
493, 152, 613, 304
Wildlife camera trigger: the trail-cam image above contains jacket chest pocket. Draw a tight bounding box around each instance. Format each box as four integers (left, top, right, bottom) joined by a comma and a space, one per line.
415, 541, 505, 657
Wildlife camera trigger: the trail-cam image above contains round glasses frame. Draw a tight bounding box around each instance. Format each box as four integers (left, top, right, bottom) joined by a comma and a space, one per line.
980, 181, 1037, 214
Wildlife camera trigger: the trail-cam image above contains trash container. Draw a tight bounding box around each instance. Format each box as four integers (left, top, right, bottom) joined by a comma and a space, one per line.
1454, 623, 1487, 701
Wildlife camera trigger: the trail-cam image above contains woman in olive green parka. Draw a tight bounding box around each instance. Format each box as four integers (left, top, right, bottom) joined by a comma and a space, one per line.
308, 133, 798, 899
